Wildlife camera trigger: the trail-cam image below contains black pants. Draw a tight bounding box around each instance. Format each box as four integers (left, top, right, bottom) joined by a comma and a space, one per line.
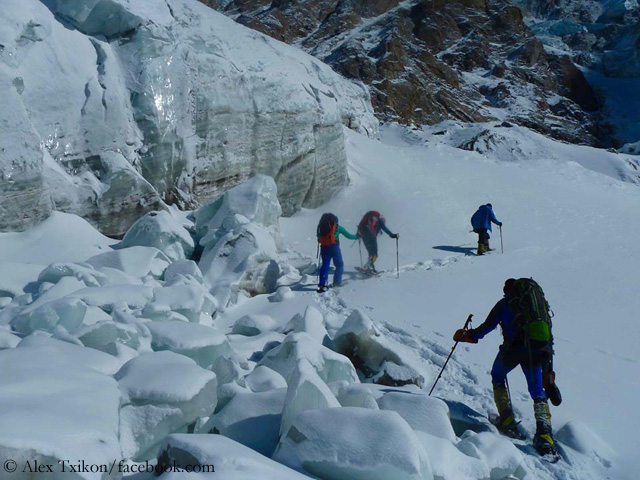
474, 229, 490, 247
359, 229, 378, 258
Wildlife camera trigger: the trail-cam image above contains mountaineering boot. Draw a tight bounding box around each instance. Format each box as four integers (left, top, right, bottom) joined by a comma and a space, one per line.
492, 385, 525, 439
317, 285, 328, 293
363, 255, 377, 272
533, 399, 558, 457
477, 242, 486, 256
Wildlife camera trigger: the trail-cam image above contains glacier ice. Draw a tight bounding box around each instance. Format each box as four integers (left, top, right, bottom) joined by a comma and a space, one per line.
0, 342, 121, 479
158, 434, 310, 480
332, 309, 426, 387
116, 351, 218, 460
0, 0, 376, 235
119, 210, 195, 262
211, 387, 287, 456
280, 306, 329, 344
259, 332, 359, 384
377, 392, 456, 442
245, 365, 288, 393
232, 314, 278, 337
279, 359, 341, 437
274, 407, 434, 480
145, 321, 231, 369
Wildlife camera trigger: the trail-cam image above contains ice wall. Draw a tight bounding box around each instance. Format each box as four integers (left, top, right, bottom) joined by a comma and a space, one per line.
0, 0, 377, 236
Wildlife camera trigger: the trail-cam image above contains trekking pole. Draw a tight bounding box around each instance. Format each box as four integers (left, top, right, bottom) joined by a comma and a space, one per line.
429, 314, 473, 396
499, 225, 504, 254
396, 237, 400, 279
316, 243, 320, 281
358, 238, 363, 268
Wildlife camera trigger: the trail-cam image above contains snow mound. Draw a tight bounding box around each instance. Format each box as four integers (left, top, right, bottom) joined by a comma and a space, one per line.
115, 351, 218, 460
86, 247, 170, 281
119, 210, 195, 262
556, 421, 615, 467
259, 332, 359, 384
456, 431, 526, 480
211, 388, 287, 457
275, 407, 434, 480
158, 434, 309, 480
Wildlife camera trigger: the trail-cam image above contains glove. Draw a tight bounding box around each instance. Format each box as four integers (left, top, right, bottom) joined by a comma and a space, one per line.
453, 329, 477, 343
498, 222, 503, 227
391, 233, 399, 239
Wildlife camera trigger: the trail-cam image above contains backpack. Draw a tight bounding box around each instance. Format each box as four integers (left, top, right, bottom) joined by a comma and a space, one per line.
504, 278, 553, 349
317, 213, 338, 246
505, 278, 561, 406
359, 211, 382, 235
470, 206, 487, 231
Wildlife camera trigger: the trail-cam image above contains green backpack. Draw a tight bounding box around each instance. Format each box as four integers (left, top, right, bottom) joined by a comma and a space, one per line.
505, 278, 553, 347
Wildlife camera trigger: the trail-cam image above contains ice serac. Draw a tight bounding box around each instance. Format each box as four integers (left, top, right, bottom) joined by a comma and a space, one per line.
0, 0, 376, 235
194, 175, 286, 307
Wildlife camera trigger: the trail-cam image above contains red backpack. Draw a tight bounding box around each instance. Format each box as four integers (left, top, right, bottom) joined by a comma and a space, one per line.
359, 211, 383, 235
317, 213, 338, 246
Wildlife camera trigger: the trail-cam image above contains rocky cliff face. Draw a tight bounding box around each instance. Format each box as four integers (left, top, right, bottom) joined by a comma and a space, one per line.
513, 0, 640, 148
0, 0, 377, 236
207, 0, 603, 146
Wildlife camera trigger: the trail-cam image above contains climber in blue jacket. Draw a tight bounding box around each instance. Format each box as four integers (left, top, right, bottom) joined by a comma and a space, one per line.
470, 203, 502, 255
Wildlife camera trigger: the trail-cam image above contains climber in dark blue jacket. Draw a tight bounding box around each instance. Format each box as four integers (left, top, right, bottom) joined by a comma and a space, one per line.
470, 203, 502, 255
453, 279, 555, 455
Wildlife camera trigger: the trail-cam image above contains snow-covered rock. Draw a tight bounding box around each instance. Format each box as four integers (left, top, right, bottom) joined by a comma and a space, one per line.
332, 309, 425, 387
259, 332, 359, 384
115, 351, 218, 460
275, 407, 434, 480
146, 321, 231, 369
245, 365, 288, 393
456, 431, 526, 480
119, 210, 195, 262
232, 314, 278, 337
279, 359, 341, 437
377, 392, 456, 442
158, 434, 310, 480
0, 0, 376, 234
211, 388, 287, 456
0, 342, 121, 479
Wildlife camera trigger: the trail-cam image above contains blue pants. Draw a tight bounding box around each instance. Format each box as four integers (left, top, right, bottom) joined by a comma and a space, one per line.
491, 348, 546, 400
319, 244, 344, 287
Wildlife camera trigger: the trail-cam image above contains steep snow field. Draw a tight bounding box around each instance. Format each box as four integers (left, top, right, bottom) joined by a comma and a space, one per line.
281, 125, 640, 478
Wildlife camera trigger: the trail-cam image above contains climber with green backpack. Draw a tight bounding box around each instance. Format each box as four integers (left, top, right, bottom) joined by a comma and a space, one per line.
453, 278, 562, 459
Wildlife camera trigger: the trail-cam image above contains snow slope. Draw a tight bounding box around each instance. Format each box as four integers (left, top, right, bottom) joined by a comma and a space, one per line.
281, 125, 640, 479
